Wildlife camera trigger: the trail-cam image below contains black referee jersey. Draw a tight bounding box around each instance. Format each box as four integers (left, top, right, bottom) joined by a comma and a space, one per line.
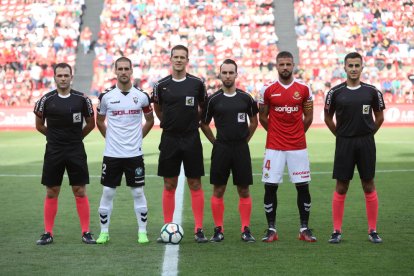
201, 88, 259, 142
324, 82, 385, 137
33, 89, 94, 145
152, 73, 207, 133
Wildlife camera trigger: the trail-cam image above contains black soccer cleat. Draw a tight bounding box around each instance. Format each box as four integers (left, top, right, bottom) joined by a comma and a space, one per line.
37, 232, 53, 245
368, 230, 383, 243
241, 226, 256, 242
194, 228, 208, 243
210, 226, 224, 242
298, 228, 317, 242
82, 232, 96, 244
328, 231, 342, 244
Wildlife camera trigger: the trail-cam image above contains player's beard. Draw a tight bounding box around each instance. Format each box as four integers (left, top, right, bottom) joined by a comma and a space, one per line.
279, 70, 292, 80
118, 76, 130, 85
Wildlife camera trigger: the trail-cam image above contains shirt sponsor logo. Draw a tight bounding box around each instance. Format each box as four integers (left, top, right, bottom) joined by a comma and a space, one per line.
111, 110, 141, 116
362, 105, 370, 114
110, 101, 120, 104
73, 112, 81, 123
186, 96, 195, 106
238, 113, 246, 122
274, 105, 299, 113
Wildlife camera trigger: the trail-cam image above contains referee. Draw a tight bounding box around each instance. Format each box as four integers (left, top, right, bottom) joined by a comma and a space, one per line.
200, 59, 259, 242
34, 63, 96, 245
152, 45, 208, 243
324, 52, 385, 243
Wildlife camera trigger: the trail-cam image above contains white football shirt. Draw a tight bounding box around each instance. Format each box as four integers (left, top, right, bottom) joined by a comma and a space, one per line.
98, 85, 152, 158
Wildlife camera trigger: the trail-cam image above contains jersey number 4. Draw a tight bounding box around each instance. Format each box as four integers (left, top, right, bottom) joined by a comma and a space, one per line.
264, 160, 271, 170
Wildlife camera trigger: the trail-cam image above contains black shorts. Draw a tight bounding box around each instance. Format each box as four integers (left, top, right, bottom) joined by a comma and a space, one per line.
101, 156, 145, 188
333, 135, 376, 181
210, 140, 253, 186
158, 131, 204, 178
42, 143, 89, 187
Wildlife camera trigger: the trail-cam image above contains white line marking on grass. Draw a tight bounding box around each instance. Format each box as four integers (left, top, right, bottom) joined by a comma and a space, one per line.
162, 164, 185, 276
0, 169, 414, 178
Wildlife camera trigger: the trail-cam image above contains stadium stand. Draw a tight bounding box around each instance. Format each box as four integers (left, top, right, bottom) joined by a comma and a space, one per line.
294, 0, 414, 103
90, 0, 278, 100
0, 0, 84, 106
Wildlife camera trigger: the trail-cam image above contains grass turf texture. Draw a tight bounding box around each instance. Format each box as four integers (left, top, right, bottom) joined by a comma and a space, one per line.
0, 128, 413, 275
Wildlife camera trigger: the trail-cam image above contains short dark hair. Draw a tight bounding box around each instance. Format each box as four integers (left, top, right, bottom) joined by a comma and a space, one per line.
220, 59, 238, 73
54, 63, 72, 75
171, 45, 189, 58
344, 52, 363, 64
276, 51, 294, 61
115, 56, 132, 69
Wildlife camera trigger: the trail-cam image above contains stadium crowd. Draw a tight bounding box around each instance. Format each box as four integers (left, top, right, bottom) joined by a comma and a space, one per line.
1, 0, 413, 106
90, 0, 277, 100
294, 0, 414, 104
0, 0, 84, 106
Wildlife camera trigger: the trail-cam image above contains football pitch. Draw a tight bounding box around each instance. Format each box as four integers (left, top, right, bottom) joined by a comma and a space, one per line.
0, 127, 413, 275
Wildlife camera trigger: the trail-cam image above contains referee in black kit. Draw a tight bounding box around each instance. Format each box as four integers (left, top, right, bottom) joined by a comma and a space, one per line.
34, 62, 96, 245
324, 52, 385, 244
152, 45, 209, 243
200, 59, 259, 242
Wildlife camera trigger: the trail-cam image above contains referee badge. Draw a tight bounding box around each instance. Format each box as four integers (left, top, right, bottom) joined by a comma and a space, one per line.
186, 96, 195, 106
135, 167, 144, 176
362, 105, 370, 114
73, 112, 81, 123
238, 113, 246, 122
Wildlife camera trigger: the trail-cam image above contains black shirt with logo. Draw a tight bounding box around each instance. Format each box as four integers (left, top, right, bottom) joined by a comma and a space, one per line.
153, 74, 207, 133
34, 89, 94, 145
201, 88, 259, 142
324, 82, 385, 137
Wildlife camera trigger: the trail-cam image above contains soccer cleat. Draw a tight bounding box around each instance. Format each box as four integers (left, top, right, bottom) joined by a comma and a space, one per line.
241, 226, 256, 242
210, 226, 224, 242
82, 232, 96, 244
262, 228, 278, 242
194, 228, 208, 243
37, 232, 53, 245
368, 230, 383, 243
298, 228, 317, 242
138, 232, 149, 244
96, 232, 110, 244
328, 231, 342, 244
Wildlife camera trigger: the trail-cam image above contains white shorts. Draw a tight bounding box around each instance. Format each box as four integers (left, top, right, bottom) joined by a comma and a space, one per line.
261, 149, 311, 184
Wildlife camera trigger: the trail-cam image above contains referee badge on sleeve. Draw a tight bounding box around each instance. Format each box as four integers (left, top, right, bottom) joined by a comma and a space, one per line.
238, 113, 246, 122
186, 96, 195, 106
73, 112, 81, 123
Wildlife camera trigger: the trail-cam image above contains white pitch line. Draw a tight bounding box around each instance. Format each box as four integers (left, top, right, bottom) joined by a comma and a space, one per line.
1, 169, 413, 178
162, 164, 185, 276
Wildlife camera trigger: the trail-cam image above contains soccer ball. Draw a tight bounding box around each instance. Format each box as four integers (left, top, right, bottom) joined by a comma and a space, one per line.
160, 223, 184, 244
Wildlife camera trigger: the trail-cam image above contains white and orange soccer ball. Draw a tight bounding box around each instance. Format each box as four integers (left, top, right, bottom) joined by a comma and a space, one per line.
160, 223, 184, 244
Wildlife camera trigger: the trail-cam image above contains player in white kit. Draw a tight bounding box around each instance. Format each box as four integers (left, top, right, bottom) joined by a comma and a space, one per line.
95, 57, 154, 244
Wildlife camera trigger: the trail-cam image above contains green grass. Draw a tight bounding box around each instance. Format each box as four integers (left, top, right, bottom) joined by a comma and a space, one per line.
0, 128, 413, 275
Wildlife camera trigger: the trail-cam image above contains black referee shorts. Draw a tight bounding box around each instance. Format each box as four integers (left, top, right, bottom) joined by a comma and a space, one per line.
101, 156, 145, 188
210, 140, 253, 186
158, 130, 204, 178
42, 143, 89, 187
333, 135, 376, 181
